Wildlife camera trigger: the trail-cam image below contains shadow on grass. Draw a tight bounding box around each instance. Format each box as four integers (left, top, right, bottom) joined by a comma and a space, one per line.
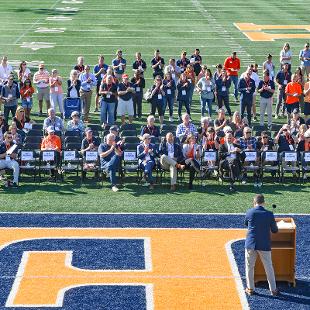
12, 8, 78, 15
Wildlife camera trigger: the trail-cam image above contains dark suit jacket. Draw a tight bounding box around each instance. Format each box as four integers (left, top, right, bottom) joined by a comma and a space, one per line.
245, 206, 278, 251
159, 142, 184, 163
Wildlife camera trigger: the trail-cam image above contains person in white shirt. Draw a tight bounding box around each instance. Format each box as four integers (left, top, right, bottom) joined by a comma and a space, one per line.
164, 58, 181, 84
280, 42, 292, 72
263, 54, 275, 81
250, 64, 260, 121
0, 56, 13, 85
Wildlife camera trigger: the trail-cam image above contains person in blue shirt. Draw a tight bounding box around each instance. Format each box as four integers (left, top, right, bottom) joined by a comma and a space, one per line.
275, 64, 291, 119
93, 55, 108, 112
112, 49, 126, 81
79, 65, 97, 123
257, 70, 275, 129
177, 73, 191, 121
98, 133, 122, 192
238, 69, 256, 126
163, 72, 176, 122
176, 51, 190, 74
299, 42, 310, 76
244, 194, 279, 296
151, 50, 165, 79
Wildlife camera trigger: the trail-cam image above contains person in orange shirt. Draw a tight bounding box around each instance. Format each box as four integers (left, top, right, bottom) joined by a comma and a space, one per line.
285, 73, 303, 121
224, 51, 240, 102
19, 79, 35, 120
41, 126, 62, 153
304, 73, 310, 121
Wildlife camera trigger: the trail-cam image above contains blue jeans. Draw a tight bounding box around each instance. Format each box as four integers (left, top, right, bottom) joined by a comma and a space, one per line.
140, 160, 155, 184
100, 99, 115, 125
101, 155, 120, 186
165, 96, 175, 117
200, 97, 213, 117
230, 75, 239, 99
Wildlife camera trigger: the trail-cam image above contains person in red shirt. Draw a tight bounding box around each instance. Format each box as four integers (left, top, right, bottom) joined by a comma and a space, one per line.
20, 79, 35, 119
224, 52, 240, 101
285, 73, 303, 121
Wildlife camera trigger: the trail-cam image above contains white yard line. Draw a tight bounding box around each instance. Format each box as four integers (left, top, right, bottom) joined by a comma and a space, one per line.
14, 0, 63, 44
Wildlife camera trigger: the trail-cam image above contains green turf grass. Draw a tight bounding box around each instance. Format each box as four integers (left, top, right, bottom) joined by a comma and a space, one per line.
1, 0, 309, 213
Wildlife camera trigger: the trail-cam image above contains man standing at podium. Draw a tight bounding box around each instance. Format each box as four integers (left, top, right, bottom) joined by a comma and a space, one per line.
244, 194, 279, 296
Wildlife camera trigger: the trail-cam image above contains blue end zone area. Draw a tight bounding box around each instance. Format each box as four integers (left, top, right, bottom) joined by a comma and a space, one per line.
0, 213, 309, 310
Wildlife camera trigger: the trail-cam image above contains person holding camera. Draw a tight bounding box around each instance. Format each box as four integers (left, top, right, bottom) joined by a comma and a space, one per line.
244, 194, 279, 297
98, 133, 123, 192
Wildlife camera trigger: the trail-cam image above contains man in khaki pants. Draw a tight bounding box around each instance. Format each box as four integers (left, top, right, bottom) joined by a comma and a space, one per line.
159, 132, 185, 191
244, 194, 279, 296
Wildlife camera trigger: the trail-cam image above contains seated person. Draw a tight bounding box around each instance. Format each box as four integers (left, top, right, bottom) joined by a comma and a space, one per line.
257, 131, 275, 151
0, 131, 19, 187
297, 129, 310, 152
80, 127, 100, 154
182, 134, 202, 189
202, 127, 219, 151
109, 125, 122, 143
43, 108, 64, 133
176, 113, 197, 143
12, 106, 26, 130
159, 132, 185, 191
0, 112, 9, 143
9, 123, 22, 145
274, 124, 298, 152
230, 111, 245, 138
214, 108, 230, 133
197, 117, 211, 142
140, 115, 159, 137
66, 111, 85, 134
41, 126, 62, 153
98, 133, 122, 192
219, 132, 244, 191
137, 133, 157, 189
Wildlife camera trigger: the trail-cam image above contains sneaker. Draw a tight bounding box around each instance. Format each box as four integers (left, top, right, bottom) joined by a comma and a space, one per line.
142, 182, 150, 187
275, 114, 279, 119
303, 173, 307, 180
254, 182, 258, 187
245, 288, 255, 296
111, 186, 119, 192
257, 181, 262, 187
229, 185, 236, 192
253, 116, 257, 121
169, 116, 173, 122
271, 289, 280, 297
242, 179, 247, 185
38, 111, 43, 117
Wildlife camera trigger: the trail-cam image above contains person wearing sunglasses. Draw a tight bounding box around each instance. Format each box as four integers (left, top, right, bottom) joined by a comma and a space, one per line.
274, 124, 298, 153
0, 131, 19, 187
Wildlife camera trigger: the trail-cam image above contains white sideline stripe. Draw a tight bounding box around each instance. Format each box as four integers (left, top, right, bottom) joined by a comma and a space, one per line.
14, 0, 63, 44
226, 239, 249, 310
0, 212, 308, 215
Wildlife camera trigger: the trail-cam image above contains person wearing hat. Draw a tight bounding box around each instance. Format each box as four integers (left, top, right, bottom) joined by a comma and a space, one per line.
117, 74, 135, 125
109, 125, 122, 143
41, 126, 62, 153
33, 62, 50, 116
151, 50, 165, 79
137, 133, 158, 189
112, 50, 126, 81
81, 127, 100, 154
66, 111, 84, 134
98, 133, 122, 192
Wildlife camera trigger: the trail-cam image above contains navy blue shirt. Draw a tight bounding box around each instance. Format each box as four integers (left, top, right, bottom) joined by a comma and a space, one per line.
0, 141, 18, 156
190, 54, 202, 74
276, 70, 291, 86
101, 83, 117, 103
215, 77, 231, 97
245, 206, 278, 251
98, 143, 115, 166
176, 58, 190, 73
177, 81, 190, 101
163, 79, 176, 97
238, 77, 256, 102
258, 79, 275, 98
94, 64, 109, 84
130, 77, 145, 95
151, 57, 165, 75
112, 57, 126, 75
118, 82, 134, 101
132, 59, 147, 72
150, 85, 165, 106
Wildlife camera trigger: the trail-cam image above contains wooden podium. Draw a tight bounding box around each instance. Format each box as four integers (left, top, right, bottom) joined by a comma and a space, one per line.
254, 217, 296, 286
